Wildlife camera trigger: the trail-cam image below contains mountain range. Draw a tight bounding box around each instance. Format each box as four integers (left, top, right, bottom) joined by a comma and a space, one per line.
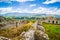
0, 12, 60, 18
0, 13, 36, 17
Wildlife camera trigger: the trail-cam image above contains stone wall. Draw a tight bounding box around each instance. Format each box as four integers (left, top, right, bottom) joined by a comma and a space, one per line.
20, 21, 49, 40
45, 20, 60, 24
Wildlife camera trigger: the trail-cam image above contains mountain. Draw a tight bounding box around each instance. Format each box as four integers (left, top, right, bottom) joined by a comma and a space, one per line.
54, 15, 60, 18
1, 13, 36, 17
0, 13, 60, 18
35, 14, 60, 18
35, 14, 46, 17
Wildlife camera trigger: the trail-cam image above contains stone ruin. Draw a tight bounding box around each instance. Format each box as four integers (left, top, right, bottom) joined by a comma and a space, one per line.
45, 16, 60, 24
20, 21, 49, 40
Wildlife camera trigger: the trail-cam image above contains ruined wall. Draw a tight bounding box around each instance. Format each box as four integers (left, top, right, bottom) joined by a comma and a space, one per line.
45, 19, 60, 24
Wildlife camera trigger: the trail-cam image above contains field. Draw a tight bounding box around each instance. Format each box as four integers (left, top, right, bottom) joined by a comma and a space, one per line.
43, 22, 60, 40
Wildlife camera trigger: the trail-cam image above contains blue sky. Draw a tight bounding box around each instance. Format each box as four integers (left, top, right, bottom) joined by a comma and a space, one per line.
0, 0, 60, 14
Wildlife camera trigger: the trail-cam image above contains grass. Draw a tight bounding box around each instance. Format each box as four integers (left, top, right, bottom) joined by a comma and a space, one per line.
0, 20, 34, 40
42, 22, 60, 40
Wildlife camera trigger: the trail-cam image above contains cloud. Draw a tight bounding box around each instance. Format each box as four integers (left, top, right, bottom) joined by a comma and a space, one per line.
0, 7, 23, 14
13, 0, 34, 2
43, 0, 60, 4
28, 7, 60, 15
0, 0, 11, 3
0, 0, 34, 2
29, 4, 36, 7
0, 7, 33, 14
0, 7, 12, 14
0, 7, 60, 15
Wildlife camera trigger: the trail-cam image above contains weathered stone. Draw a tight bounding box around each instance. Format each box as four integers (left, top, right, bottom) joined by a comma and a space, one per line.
19, 21, 49, 40
24, 30, 35, 40
37, 25, 45, 32
34, 30, 49, 40
0, 36, 10, 40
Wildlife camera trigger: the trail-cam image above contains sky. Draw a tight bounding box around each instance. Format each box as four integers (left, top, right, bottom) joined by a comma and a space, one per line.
0, 0, 60, 14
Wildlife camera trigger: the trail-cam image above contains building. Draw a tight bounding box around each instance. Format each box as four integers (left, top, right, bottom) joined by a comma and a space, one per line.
45, 16, 60, 24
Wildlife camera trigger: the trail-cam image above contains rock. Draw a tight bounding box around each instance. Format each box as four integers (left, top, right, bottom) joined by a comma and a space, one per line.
20, 31, 26, 36
0, 16, 6, 22
32, 21, 45, 32
19, 21, 49, 40
32, 22, 38, 30
24, 30, 35, 40
37, 25, 45, 32
34, 30, 49, 40
20, 30, 49, 40
20, 30, 35, 40
0, 36, 10, 40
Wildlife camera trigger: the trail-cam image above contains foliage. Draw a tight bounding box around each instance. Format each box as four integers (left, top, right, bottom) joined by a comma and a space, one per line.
23, 22, 33, 32
30, 20, 36, 23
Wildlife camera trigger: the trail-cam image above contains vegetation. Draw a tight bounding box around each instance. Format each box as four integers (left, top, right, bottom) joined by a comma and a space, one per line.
1, 16, 60, 40
30, 20, 36, 23
0, 20, 34, 39
43, 22, 60, 40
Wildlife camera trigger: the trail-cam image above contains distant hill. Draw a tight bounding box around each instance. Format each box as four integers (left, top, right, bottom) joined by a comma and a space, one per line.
1, 13, 36, 17
34, 14, 46, 17
0, 13, 60, 18
54, 15, 60, 18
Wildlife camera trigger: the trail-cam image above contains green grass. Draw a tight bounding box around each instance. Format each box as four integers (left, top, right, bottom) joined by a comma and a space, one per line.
43, 22, 60, 40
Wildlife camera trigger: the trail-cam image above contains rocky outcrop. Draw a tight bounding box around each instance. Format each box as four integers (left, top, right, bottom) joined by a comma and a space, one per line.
0, 36, 10, 40
20, 30, 35, 40
0, 16, 6, 22
24, 30, 35, 40
20, 21, 49, 40
34, 30, 49, 40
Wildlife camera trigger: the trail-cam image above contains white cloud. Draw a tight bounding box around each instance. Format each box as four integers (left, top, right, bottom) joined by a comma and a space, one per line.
0, 0, 34, 2
14, 0, 34, 2
0, 7, 33, 14
0, 0, 11, 3
43, 0, 60, 4
0, 7, 12, 14
30, 7, 60, 15
0, 7, 23, 14
29, 4, 36, 7
0, 7, 60, 15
